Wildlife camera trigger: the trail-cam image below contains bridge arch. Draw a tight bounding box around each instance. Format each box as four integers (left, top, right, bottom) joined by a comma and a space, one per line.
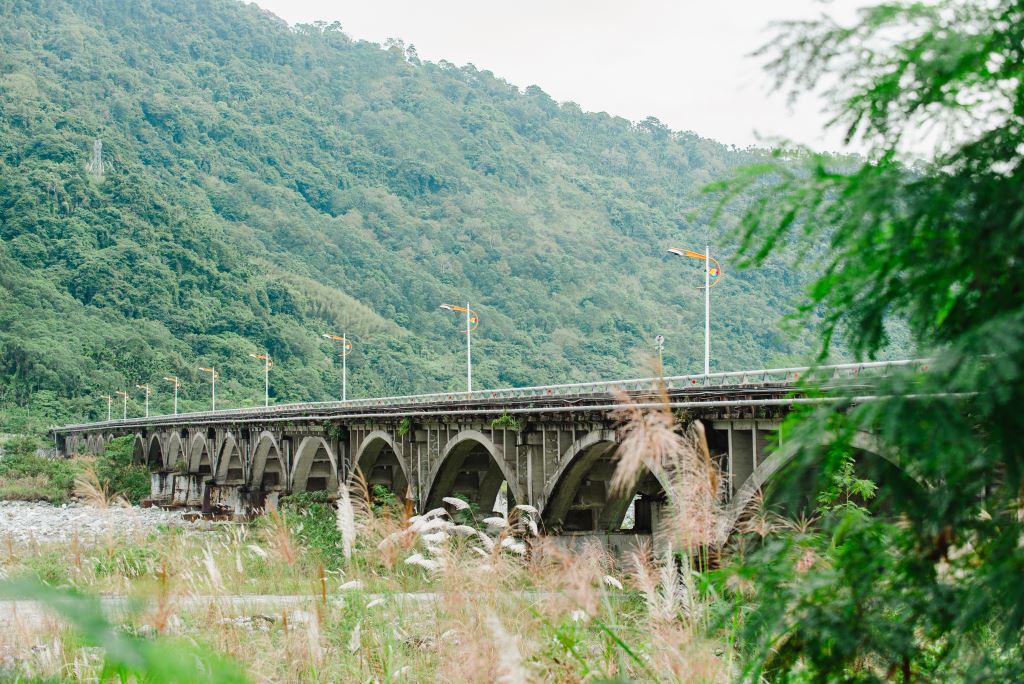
290, 436, 338, 493
146, 434, 163, 470
542, 429, 671, 533
164, 432, 184, 470
188, 433, 213, 476
725, 430, 904, 539
215, 433, 246, 484
250, 431, 285, 490
424, 429, 522, 513
353, 430, 410, 502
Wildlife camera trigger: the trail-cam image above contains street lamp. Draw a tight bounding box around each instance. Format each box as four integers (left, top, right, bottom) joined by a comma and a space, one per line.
198, 366, 218, 411
321, 334, 353, 402
655, 334, 665, 371
439, 303, 478, 393
115, 390, 129, 419
101, 394, 112, 422
163, 376, 180, 415
136, 384, 151, 417
249, 353, 272, 407
667, 247, 723, 376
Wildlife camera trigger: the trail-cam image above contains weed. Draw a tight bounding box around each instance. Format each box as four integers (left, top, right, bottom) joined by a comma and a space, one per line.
398, 417, 413, 437
490, 413, 521, 431
94, 545, 157, 578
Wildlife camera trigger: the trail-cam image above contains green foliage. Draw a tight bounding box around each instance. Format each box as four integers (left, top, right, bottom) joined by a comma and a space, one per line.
322, 421, 345, 441
717, 1, 1024, 680
0, 472, 59, 502
0, 578, 248, 682
815, 451, 877, 519
370, 484, 399, 511
490, 413, 521, 431
278, 490, 343, 568
0, 448, 81, 504
397, 417, 412, 437
96, 436, 151, 504
24, 551, 71, 587
0, 0, 842, 426
93, 545, 157, 579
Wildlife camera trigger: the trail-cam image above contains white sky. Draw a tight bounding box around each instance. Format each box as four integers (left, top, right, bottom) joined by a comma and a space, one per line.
250, 0, 869, 152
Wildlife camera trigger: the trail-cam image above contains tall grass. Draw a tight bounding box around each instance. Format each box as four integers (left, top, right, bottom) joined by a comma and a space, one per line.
0, 388, 748, 682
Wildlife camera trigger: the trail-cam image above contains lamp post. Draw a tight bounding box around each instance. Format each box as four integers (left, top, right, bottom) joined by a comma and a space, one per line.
439, 303, 478, 393
115, 390, 128, 419
655, 334, 665, 371
101, 394, 112, 422
321, 334, 353, 402
249, 353, 272, 407
667, 246, 723, 375
163, 376, 180, 415
136, 384, 151, 417
198, 366, 217, 411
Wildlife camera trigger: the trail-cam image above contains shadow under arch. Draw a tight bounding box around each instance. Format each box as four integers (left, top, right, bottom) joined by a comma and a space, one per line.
146, 434, 163, 471
290, 436, 338, 493
353, 430, 410, 501
215, 433, 245, 484
250, 431, 285, 490
423, 429, 522, 513
132, 434, 146, 464
724, 430, 912, 540
542, 429, 671, 533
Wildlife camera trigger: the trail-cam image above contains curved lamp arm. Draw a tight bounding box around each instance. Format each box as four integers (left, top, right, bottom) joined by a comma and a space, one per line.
667, 248, 724, 288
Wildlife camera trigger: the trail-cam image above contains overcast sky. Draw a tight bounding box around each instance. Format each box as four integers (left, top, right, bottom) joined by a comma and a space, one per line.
250, 0, 868, 152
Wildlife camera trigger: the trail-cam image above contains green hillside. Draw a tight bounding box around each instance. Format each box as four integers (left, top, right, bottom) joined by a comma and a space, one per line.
1, 0, 834, 427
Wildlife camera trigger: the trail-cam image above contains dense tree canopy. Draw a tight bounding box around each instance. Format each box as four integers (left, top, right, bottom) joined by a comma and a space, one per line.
717, 1, 1024, 680
0, 0, 881, 428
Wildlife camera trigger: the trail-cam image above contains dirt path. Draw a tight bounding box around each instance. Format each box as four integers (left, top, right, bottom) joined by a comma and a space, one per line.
0, 592, 443, 629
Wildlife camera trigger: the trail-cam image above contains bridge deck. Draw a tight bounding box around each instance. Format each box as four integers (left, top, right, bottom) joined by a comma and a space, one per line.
52, 360, 919, 435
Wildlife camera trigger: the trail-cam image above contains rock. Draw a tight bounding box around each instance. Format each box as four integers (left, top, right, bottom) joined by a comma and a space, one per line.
0, 500, 196, 546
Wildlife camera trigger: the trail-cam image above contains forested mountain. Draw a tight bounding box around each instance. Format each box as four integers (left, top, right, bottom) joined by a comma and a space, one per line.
0, 0, 857, 426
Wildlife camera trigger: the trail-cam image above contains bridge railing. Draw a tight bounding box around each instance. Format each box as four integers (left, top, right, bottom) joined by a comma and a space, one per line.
55, 359, 926, 431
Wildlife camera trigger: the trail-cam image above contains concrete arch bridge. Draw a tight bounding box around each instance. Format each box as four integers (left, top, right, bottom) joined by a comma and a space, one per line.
52, 361, 920, 549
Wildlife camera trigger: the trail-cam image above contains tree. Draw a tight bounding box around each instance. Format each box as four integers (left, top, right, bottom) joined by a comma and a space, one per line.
715, 1, 1024, 680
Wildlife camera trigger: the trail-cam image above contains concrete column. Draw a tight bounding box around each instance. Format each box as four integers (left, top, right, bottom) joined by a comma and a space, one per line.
730, 421, 755, 495
523, 432, 546, 508
412, 429, 429, 508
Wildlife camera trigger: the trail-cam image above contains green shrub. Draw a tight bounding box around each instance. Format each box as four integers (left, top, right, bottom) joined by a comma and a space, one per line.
0, 473, 59, 501
370, 484, 401, 516
0, 434, 42, 457
278, 490, 342, 568
96, 437, 151, 505
0, 451, 81, 504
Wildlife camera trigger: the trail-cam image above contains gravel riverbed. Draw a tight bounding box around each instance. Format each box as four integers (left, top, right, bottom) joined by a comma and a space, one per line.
0, 500, 195, 545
